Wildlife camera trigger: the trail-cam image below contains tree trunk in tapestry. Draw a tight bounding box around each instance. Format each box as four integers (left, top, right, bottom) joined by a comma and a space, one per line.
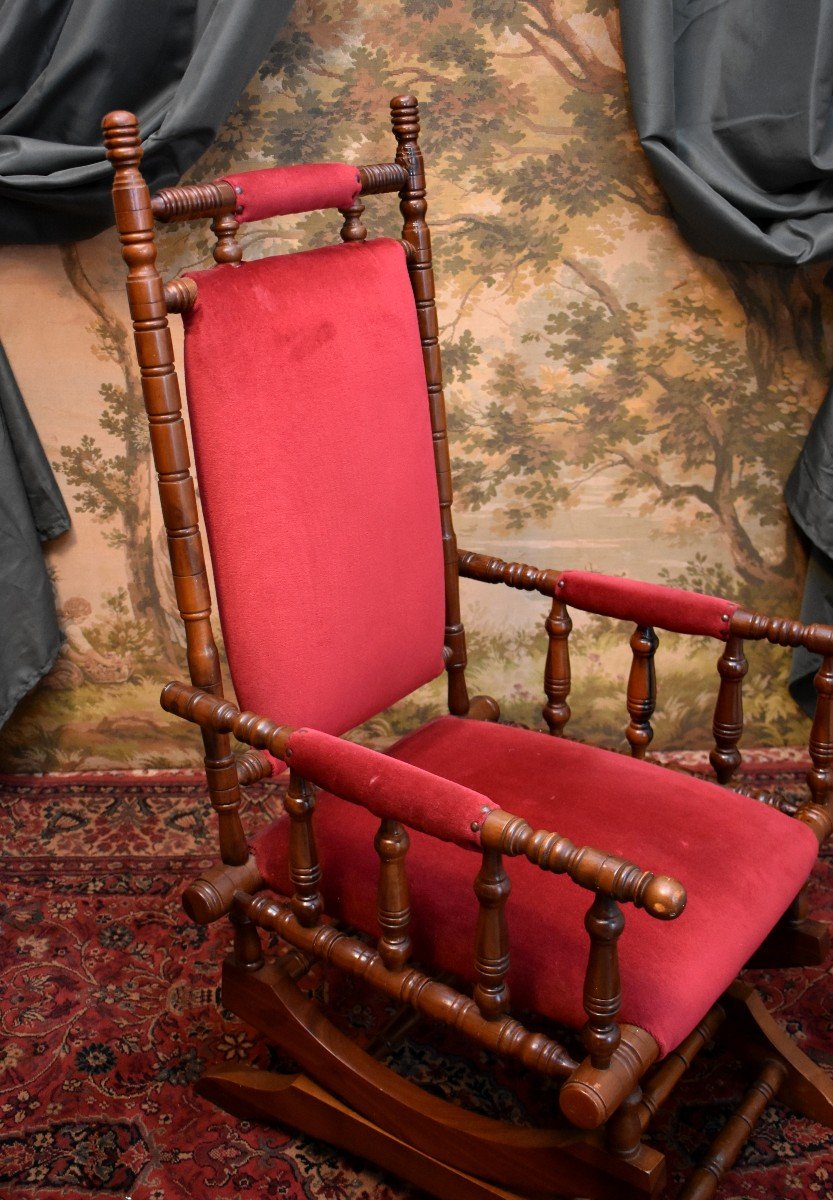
56, 245, 183, 674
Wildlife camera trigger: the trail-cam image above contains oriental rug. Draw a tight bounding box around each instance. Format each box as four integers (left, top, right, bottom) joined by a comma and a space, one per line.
1, 756, 832, 1200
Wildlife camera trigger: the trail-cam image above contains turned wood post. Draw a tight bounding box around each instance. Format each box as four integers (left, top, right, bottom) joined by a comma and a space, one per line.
102, 111, 247, 865
473, 848, 511, 1018
625, 626, 658, 758
375, 818, 412, 969
543, 598, 572, 736
283, 769, 323, 928
582, 893, 624, 1069
710, 635, 747, 784
391, 94, 471, 717
339, 198, 368, 242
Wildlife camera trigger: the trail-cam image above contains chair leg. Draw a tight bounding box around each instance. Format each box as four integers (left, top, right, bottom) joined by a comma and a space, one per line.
726, 980, 833, 1127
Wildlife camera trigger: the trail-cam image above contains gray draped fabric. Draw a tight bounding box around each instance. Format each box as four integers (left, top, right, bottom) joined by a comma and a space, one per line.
0, 0, 293, 726
0, 0, 294, 243
0, 339, 69, 726
619, 0, 833, 711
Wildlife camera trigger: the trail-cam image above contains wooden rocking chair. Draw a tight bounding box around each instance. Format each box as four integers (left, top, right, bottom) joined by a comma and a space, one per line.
103, 96, 833, 1200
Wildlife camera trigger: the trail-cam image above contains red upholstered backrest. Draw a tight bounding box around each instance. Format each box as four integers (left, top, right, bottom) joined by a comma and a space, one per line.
220, 163, 361, 223
182, 238, 447, 735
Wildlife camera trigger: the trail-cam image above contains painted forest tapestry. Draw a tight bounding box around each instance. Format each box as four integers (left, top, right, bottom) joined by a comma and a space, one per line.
1, 0, 830, 771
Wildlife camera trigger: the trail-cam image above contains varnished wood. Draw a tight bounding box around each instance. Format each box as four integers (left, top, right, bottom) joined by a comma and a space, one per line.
163, 275, 198, 313
473, 847, 511, 1018
358, 162, 409, 195
582, 894, 624, 1069
197, 1065, 534, 1200
338, 197, 367, 242
151, 178, 237, 222
284, 770, 323, 928
636, 1004, 725, 1131
375, 818, 412, 970
625, 626, 658, 758
182, 856, 264, 924
392, 95, 471, 718
219, 957, 666, 1198
710, 635, 747, 783
211, 209, 242, 264
102, 111, 247, 866
677, 1059, 786, 1200
559, 1026, 660, 1131
230, 895, 265, 970
725, 979, 833, 1126
106, 101, 833, 1200
543, 598, 572, 735
240, 891, 579, 1079
481, 809, 687, 920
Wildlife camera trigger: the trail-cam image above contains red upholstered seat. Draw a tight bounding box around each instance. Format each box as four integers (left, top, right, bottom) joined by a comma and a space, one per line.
252, 717, 818, 1057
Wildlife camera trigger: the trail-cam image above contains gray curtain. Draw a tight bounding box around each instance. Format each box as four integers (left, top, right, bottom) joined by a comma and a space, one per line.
619, 0, 833, 711
0, 340, 69, 726
0, 0, 293, 726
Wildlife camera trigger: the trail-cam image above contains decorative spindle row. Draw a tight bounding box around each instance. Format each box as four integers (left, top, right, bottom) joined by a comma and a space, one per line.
238, 890, 579, 1079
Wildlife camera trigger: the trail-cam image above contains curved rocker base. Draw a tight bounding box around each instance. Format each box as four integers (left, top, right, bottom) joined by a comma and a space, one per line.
213, 956, 666, 1200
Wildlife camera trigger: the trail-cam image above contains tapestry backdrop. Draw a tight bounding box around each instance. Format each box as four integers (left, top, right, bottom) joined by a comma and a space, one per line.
1, 0, 830, 771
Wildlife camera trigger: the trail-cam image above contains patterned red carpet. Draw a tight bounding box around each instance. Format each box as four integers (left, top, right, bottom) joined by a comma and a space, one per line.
1, 757, 833, 1200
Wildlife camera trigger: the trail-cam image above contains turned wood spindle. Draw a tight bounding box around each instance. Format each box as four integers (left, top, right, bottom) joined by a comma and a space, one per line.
211, 209, 243, 264
374, 818, 412, 970
284, 769, 323, 928
241, 891, 579, 1078
543, 598, 572, 735
339, 198, 368, 242
678, 1059, 786, 1200
710, 635, 747, 784
230, 894, 265, 970
808, 653, 833, 812
102, 110, 247, 866
625, 625, 658, 758
582, 893, 624, 1069
391, 93, 471, 718
473, 847, 511, 1018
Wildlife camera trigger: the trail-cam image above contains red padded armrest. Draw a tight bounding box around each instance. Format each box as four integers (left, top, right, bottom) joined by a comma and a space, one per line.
555, 571, 739, 640
219, 163, 361, 223
286, 727, 495, 849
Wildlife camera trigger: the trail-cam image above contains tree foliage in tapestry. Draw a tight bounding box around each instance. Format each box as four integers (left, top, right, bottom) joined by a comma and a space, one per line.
3, 0, 829, 768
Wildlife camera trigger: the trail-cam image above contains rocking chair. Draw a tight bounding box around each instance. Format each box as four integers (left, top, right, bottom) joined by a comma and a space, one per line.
103, 96, 833, 1200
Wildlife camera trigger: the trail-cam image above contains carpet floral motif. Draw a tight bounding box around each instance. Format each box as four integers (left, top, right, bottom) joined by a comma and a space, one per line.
1, 769, 833, 1198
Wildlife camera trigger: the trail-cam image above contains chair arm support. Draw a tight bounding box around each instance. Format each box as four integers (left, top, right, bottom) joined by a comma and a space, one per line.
481, 809, 686, 921
459, 549, 736, 640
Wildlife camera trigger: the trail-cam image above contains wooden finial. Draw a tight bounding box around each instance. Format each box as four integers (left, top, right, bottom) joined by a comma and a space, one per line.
101, 110, 142, 167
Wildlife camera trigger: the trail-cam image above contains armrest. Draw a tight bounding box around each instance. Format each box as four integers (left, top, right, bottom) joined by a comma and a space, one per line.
459, 549, 737, 639
459, 548, 833, 654
160, 680, 685, 919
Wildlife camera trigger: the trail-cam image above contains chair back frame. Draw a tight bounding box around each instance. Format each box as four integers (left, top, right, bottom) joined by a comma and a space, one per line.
101, 96, 473, 869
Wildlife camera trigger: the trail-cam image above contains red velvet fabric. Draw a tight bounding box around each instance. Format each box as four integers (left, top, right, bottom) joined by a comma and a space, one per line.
555, 571, 739, 639
220, 163, 361, 223
287, 727, 494, 849
252, 718, 818, 1056
182, 240, 446, 736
